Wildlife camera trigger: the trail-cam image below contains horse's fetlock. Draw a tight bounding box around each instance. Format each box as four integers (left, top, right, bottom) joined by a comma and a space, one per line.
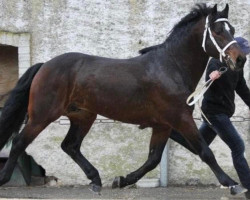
219, 174, 237, 187
91, 176, 102, 186
0, 172, 10, 185
88, 170, 101, 182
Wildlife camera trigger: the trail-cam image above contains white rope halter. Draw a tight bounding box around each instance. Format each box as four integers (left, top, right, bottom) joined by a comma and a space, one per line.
202, 16, 237, 62
186, 17, 236, 125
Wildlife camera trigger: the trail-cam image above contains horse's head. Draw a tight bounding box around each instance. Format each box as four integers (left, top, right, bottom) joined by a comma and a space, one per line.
203, 4, 246, 71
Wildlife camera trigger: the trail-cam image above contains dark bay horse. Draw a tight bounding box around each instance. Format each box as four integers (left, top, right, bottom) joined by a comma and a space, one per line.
0, 3, 246, 194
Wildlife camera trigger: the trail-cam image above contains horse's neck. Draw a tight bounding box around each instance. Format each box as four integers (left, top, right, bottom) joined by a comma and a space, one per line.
169, 18, 209, 89
182, 46, 209, 88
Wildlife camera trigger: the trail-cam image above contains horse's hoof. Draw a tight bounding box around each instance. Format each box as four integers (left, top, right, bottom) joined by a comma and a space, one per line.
0, 173, 10, 186
112, 176, 120, 188
230, 185, 248, 195
112, 176, 121, 189
89, 183, 102, 195
245, 190, 250, 199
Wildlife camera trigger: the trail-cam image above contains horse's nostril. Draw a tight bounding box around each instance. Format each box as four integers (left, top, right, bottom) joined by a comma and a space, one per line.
236, 56, 246, 68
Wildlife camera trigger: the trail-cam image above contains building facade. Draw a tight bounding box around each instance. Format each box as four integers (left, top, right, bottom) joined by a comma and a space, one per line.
0, 0, 249, 186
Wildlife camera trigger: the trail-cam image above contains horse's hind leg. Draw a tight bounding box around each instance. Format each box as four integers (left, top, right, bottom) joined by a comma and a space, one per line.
61, 111, 101, 193
112, 125, 171, 188
0, 120, 50, 185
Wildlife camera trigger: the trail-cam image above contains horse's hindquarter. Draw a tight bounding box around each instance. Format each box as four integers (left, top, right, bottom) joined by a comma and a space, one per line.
28, 53, 85, 121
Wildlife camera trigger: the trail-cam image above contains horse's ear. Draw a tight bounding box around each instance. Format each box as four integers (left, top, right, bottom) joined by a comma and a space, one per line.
221, 4, 229, 18
211, 4, 217, 16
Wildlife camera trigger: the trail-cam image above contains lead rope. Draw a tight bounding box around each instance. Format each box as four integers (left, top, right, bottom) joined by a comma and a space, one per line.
186, 58, 228, 125
186, 58, 213, 125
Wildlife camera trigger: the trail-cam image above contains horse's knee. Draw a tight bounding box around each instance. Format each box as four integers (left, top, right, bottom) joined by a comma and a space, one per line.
145, 149, 162, 170
61, 140, 101, 185
192, 140, 215, 163
61, 141, 78, 158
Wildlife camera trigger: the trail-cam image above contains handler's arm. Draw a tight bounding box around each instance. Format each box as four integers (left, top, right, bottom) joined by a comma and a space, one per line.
235, 70, 250, 109
206, 59, 223, 81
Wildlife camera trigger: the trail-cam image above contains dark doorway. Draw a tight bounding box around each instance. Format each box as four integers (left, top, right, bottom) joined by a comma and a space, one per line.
0, 45, 18, 107
0, 45, 46, 186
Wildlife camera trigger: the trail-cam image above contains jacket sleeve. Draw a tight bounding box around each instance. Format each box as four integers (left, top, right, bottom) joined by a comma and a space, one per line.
235, 70, 250, 109
205, 58, 223, 81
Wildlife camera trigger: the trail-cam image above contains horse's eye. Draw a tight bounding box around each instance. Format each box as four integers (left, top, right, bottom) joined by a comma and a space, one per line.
230, 26, 235, 35
212, 24, 223, 34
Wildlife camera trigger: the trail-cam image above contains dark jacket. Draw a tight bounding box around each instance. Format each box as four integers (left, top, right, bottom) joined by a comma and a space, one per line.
201, 58, 250, 117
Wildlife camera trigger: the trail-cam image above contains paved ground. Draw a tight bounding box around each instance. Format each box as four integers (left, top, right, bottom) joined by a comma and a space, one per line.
0, 186, 248, 200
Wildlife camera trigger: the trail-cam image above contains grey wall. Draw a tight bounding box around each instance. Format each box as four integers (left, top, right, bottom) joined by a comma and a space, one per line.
0, 0, 249, 186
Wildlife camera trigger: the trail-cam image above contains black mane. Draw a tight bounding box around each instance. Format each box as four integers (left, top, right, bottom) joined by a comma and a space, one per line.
139, 4, 212, 55
170, 4, 212, 34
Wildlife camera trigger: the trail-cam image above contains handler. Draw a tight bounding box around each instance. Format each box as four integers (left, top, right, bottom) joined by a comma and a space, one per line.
171, 37, 250, 198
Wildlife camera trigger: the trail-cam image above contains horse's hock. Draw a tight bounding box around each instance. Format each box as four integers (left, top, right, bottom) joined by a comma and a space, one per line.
0, 0, 249, 187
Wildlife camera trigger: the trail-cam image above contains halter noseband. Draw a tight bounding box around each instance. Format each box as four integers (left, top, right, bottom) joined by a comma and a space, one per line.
202, 16, 237, 62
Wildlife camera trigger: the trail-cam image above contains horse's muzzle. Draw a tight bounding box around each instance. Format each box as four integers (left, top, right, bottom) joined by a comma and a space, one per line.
225, 55, 246, 71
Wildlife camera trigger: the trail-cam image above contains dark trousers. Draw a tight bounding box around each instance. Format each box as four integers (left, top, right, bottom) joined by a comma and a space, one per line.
170, 113, 250, 189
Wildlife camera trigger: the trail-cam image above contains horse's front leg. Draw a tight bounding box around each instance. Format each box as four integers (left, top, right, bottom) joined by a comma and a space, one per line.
173, 113, 239, 188
112, 125, 171, 188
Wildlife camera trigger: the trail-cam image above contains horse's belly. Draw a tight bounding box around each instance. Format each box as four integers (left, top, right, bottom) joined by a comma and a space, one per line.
69, 79, 165, 126
99, 109, 155, 125
77, 99, 158, 126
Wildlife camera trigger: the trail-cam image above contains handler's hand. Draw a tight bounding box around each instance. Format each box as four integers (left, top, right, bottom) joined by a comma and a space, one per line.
209, 70, 221, 81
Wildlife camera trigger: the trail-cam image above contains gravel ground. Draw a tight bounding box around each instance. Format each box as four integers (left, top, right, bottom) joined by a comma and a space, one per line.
0, 186, 247, 200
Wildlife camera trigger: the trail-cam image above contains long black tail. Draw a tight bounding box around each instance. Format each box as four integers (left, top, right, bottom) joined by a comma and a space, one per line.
0, 63, 44, 150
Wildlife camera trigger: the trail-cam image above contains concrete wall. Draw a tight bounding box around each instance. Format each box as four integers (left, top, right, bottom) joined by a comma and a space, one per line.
0, 0, 249, 186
